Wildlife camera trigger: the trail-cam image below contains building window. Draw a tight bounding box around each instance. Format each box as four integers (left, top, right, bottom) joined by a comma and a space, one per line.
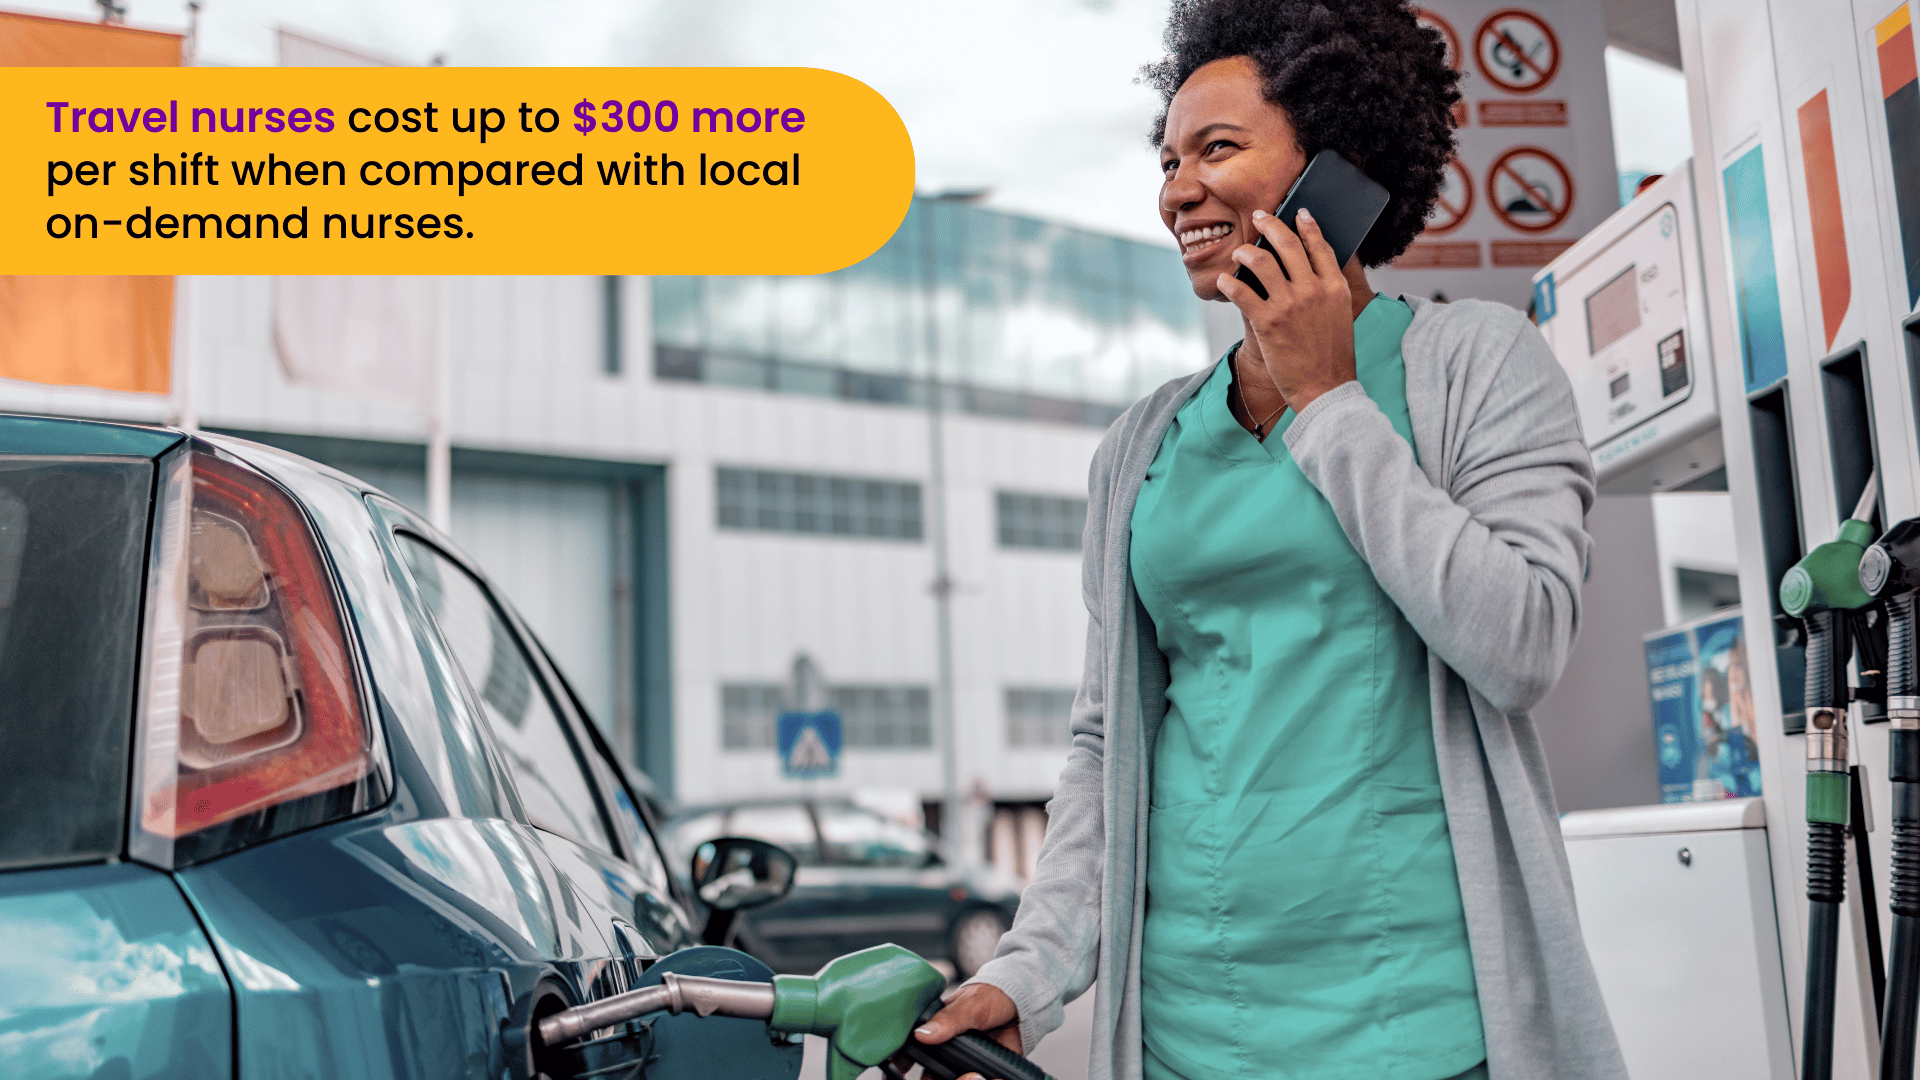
719, 682, 933, 750
652, 345, 1129, 428
721, 683, 784, 749
649, 198, 1209, 428
1005, 688, 1076, 748
831, 686, 932, 748
996, 492, 1086, 551
717, 467, 923, 540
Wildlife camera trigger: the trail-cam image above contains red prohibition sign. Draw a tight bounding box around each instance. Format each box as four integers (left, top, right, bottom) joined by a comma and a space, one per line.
1425, 158, 1474, 234
1415, 7, 1462, 71
1488, 146, 1574, 233
1475, 9, 1562, 95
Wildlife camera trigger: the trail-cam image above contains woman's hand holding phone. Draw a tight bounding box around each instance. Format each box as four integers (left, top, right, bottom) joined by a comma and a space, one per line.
1215, 207, 1356, 416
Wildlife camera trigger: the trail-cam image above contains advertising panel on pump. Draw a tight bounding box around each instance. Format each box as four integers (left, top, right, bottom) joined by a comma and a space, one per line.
1647, 610, 1759, 805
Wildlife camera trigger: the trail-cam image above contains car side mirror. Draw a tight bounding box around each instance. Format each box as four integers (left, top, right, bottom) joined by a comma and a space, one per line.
692, 837, 796, 948
691, 836, 796, 912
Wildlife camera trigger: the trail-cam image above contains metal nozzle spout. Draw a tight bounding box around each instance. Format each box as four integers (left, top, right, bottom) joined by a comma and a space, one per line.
536, 973, 776, 1047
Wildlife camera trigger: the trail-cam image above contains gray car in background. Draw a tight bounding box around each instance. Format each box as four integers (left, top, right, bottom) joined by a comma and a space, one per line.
666, 799, 1020, 978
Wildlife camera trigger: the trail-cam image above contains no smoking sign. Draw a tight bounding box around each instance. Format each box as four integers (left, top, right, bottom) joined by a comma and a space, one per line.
1376, 3, 1608, 301
1475, 9, 1561, 94
1488, 146, 1573, 232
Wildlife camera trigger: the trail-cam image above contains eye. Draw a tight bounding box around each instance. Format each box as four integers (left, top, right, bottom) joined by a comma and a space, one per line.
1160, 156, 1179, 176
1203, 139, 1238, 156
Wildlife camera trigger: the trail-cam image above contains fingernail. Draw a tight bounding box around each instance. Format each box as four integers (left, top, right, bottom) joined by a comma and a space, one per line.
1252, 208, 1268, 220
1297, 208, 1314, 222
915, 1026, 936, 1036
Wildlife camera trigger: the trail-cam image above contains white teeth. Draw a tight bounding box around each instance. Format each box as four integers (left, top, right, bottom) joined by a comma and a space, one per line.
1178, 223, 1232, 251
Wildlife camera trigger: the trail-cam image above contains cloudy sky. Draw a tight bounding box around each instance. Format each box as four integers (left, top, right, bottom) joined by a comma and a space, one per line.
20, 0, 1691, 246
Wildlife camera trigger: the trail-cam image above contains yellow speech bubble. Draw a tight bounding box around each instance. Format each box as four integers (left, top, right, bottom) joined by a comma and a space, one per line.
1, 66, 915, 274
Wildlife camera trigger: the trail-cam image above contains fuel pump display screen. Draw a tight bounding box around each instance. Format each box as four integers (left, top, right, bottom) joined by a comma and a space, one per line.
1586, 265, 1642, 356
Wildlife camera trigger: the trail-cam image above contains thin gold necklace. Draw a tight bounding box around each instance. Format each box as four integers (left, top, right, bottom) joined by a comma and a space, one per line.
1230, 362, 1287, 442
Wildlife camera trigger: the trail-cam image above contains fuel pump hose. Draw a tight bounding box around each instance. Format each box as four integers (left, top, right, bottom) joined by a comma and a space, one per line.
1885, 677, 1920, 1080
1802, 626, 1851, 1080
1783, 505, 1876, 1080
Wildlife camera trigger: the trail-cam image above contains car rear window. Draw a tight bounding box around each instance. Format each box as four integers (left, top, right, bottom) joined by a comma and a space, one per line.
0, 456, 153, 870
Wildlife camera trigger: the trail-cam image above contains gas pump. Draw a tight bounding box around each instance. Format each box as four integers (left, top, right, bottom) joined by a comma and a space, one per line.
1520, 0, 1920, 1072
1781, 477, 1880, 1080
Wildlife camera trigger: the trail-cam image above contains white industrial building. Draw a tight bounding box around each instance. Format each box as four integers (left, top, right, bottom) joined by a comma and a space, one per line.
0, 197, 1211, 869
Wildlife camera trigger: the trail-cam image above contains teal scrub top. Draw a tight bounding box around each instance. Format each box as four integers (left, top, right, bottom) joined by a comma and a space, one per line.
1131, 295, 1485, 1080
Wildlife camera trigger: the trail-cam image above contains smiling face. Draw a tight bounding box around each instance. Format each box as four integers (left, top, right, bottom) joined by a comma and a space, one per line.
1159, 55, 1308, 300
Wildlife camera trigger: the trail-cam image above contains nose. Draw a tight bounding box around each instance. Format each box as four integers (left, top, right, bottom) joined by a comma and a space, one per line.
1161, 168, 1204, 217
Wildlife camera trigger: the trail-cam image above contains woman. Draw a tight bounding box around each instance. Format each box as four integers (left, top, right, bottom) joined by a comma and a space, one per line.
912, 2, 1627, 1078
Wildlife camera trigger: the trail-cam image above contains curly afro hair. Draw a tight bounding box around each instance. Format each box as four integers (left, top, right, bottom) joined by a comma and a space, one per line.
1142, 0, 1461, 268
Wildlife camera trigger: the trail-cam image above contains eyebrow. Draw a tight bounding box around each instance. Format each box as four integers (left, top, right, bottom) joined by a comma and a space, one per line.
1161, 122, 1252, 153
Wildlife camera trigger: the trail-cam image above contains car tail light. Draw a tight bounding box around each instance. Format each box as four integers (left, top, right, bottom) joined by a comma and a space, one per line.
130, 444, 382, 866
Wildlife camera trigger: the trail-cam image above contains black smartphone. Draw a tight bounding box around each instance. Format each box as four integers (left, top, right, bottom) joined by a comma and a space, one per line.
1233, 149, 1391, 300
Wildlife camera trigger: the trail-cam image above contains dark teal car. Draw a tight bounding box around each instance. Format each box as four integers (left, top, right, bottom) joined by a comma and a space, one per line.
0, 416, 730, 1080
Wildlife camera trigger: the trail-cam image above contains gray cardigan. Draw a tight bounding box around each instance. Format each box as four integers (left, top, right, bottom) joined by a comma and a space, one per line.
972, 296, 1629, 1080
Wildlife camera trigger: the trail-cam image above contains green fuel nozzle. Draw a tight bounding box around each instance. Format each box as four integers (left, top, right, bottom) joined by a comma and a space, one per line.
1783, 477, 1880, 805
1782, 519, 1878, 619
770, 944, 948, 1080
768, 944, 1055, 1080
1785, 507, 1874, 787
1782, 473, 1881, 772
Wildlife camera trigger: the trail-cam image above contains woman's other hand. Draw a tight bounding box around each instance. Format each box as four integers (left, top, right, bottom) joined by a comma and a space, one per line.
894, 981, 1021, 1080
1217, 207, 1357, 414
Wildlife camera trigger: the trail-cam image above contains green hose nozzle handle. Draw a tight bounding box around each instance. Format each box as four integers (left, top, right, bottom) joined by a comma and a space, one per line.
1783, 518, 1878, 617
769, 943, 948, 1080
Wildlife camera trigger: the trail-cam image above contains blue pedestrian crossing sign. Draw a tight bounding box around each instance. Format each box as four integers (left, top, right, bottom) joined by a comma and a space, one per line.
777, 711, 842, 779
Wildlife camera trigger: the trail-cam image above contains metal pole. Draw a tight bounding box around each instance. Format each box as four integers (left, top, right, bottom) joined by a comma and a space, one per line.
918, 197, 963, 864
428, 276, 452, 531
185, 2, 202, 65
169, 276, 198, 432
